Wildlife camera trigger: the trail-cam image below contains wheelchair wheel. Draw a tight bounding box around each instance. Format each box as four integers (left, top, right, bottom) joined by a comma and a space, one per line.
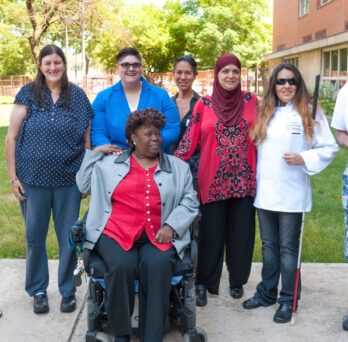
95, 332, 112, 342
183, 327, 207, 342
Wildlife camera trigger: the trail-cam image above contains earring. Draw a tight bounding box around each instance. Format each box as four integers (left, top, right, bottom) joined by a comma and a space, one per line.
133, 141, 136, 146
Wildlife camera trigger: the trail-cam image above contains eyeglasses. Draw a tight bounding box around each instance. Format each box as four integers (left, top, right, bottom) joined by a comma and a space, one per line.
276, 78, 296, 86
120, 62, 142, 70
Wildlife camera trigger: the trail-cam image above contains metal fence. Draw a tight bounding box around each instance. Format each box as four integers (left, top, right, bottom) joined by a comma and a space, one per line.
0, 76, 32, 97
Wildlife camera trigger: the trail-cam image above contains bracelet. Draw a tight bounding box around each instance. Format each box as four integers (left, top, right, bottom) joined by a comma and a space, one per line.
10, 178, 17, 184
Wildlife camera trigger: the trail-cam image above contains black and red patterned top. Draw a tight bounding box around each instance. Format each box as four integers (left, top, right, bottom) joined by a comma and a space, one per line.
174, 92, 258, 205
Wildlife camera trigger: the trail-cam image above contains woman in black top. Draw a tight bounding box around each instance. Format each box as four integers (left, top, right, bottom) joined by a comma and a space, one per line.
171, 56, 200, 189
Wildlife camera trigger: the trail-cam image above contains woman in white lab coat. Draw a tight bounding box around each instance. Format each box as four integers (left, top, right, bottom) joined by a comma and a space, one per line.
242, 63, 338, 323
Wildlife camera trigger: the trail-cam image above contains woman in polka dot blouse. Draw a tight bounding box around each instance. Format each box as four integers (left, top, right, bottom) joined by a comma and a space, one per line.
5, 44, 93, 315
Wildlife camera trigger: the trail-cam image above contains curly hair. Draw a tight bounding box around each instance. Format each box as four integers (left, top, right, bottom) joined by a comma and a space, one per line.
250, 63, 315, 145
125, 108, 166, 147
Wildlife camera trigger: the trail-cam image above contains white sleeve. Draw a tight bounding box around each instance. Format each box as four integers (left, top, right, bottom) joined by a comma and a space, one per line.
331, 84, 348, 131
300, 110, 339, 175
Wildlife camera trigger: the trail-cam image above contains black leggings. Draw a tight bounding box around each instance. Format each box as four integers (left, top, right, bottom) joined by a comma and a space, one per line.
196, 197, 255, 294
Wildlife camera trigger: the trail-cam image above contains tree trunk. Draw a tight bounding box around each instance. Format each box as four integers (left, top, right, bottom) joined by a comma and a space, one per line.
28, 36, 41, 66
259, 67, 269, 94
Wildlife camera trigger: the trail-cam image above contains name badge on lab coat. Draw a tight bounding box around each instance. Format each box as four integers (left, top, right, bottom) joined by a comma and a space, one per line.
286, 120, 303, 152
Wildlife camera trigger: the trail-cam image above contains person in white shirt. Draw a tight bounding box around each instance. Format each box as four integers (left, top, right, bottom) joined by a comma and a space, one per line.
331, 82, 348, 331
242, 63, 338, 323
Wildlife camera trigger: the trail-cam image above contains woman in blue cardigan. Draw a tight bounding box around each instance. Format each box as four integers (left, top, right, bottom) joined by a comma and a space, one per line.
91, 47, 180, 154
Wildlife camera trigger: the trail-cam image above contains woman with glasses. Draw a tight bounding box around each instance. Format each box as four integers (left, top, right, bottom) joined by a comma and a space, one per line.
243, 63, 338, 323
91, 47, 179, 154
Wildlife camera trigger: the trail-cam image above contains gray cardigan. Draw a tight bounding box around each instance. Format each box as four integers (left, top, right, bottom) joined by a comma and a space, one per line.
76, 149, 199, 259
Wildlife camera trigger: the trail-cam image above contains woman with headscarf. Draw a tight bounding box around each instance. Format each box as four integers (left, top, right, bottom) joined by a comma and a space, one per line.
174, 54, 258, 306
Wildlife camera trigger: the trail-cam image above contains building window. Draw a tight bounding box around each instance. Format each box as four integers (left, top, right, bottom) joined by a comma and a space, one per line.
303, 34, 312, 44
284, 57, 299, 67
318, 0, 332, 6
299, 0, 309, 17
322, 47, 348, 88
315, 29, 327, 40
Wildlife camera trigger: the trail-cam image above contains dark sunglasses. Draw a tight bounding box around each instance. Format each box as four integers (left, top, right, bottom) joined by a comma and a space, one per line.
276, 78, 296, 86
120, 62, 142, 70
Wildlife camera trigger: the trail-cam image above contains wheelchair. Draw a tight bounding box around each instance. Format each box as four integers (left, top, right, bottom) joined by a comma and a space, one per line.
71, 219, 207, 342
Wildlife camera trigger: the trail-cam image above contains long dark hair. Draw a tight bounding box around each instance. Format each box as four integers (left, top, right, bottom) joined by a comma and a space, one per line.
29, 44, 71, 109
251, 63, 314, 144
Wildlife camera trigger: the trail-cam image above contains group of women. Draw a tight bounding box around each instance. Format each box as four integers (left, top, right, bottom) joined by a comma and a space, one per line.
5, 43, 339, 341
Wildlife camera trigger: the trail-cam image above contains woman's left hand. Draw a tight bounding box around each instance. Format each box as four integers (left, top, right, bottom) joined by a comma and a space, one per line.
154, 224, 174, 244
283, 153, 305, 165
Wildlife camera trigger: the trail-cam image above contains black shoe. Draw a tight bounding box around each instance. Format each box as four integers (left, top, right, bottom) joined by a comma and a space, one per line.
33, 293, 49, 314
242, 295, 264, 309
343, 315, 348, 331
273, 304, 294, 323
60, 295, 76, 313
230, 286, 244, 299
196, 285, 207, 307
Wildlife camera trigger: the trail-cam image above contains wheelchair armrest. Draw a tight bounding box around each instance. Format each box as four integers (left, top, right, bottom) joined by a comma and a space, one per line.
83, 247, 108, 277
83, 248, 92, 272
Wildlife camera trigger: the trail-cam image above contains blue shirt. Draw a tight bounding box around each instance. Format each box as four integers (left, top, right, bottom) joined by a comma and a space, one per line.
14, 82, 93, 187
91, 77, 180, 152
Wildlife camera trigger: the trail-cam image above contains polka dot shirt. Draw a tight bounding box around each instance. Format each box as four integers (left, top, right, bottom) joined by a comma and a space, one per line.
14, 82, 93, 187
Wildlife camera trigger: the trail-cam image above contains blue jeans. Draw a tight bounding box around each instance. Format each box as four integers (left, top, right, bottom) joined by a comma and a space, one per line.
20, 183, 80, 297
255, 209, 302, 305
342, 166, 348, 261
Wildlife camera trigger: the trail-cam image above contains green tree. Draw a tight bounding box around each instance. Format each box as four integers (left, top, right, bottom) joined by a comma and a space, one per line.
166, 0, 272, 69
0, 0, 34, 74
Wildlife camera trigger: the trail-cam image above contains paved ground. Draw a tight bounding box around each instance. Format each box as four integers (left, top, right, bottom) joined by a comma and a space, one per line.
1, 259, 348, 342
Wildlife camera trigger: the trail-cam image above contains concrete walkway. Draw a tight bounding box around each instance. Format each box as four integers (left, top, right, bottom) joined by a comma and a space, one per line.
1, 260, 348, 342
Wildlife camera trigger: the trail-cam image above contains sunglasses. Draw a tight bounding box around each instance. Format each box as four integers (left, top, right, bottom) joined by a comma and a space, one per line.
276, 78, 296, 86
120, 62, 142, 70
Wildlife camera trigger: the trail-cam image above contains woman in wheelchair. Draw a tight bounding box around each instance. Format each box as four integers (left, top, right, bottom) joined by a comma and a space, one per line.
76, 108, 199, 342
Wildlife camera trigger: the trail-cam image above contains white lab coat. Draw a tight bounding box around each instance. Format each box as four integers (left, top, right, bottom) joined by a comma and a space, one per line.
254, 102, 338, 212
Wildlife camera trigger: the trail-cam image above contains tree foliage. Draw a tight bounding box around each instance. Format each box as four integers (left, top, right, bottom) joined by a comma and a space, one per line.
166, 0, 272, 69
0, 0, 272, 75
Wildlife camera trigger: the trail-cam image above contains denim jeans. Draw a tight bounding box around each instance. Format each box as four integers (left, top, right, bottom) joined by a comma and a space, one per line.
20, 183, 80, 297
342, 165, 348, 261
255, 209, 302, 305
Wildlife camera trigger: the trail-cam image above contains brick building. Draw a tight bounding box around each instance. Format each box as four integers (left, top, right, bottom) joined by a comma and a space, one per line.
263, 0, 348, 88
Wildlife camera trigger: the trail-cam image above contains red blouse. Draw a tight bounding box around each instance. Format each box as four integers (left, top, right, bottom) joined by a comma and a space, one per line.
103, 155, 172, 251
174, 93, 258, 205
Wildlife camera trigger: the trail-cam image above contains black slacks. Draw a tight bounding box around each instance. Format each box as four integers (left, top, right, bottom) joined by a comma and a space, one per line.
95, 232, 176, 342
196, 197, 255, 294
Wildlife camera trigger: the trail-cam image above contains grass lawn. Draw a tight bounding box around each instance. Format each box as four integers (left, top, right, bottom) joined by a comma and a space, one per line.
0, 101, 347, 261
0, 104, 13, 127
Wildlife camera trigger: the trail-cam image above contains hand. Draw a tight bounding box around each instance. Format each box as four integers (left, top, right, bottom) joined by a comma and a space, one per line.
10, 178, 26, 201
81, 193, 88, 199
283, 153, 305, 165
94, 144, 123, 156
154, 224, 174, 244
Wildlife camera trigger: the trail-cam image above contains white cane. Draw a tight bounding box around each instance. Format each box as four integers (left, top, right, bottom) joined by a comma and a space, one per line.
291, 74, 320, 326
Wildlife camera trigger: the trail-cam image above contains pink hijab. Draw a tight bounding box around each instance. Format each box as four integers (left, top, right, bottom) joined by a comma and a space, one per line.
211, 54, 244, 127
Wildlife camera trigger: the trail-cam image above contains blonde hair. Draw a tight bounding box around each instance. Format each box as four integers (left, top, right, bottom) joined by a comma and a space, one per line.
251, 63, 315, 145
